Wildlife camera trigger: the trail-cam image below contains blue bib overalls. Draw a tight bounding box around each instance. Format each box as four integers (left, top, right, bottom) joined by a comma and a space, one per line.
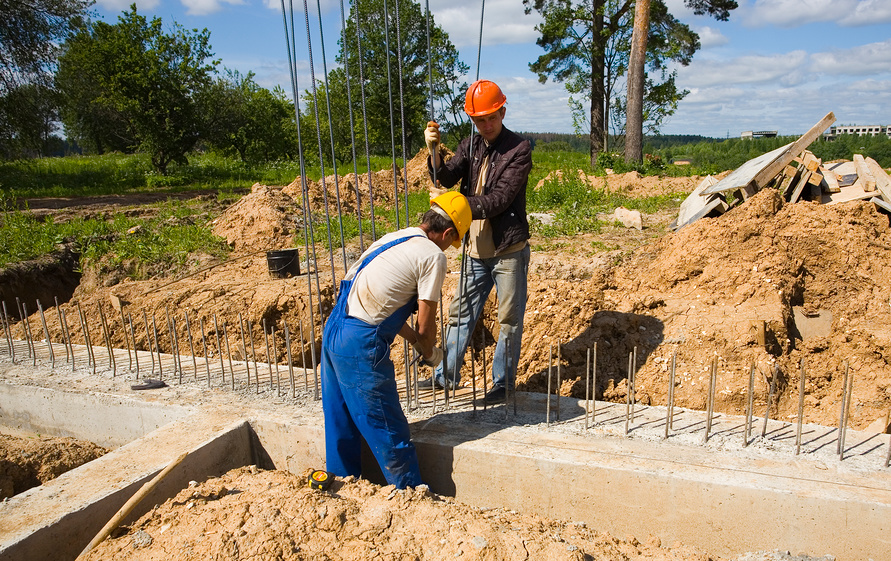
321, 235, 424, 489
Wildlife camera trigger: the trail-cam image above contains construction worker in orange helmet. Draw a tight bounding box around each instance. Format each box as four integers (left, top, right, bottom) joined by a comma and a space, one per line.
420, 79, 533, 406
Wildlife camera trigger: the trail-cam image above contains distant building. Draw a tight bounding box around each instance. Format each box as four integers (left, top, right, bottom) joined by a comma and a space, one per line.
823, 125, 891, 140
740, 130, 778, 140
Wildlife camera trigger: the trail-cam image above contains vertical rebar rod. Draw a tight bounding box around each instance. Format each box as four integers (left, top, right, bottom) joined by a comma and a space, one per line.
469, 340, 477, 416
238, 313, 249, 387
837, 361, 849, 455
480, 335, 487, 412
1, 301, 13, 360
199, 316, 210, 386
404, 340, 412, 410
704, 354, 717, 444
22, 302, 35, 365
171, 316, 182, 384
285, 322, 295, 398
184, 311, 197, 381
128, 313, 139, 378
546, 344, 552, 427
247, 320, 259, 393
630, 346, 637, 423
119, 305, 132, 371
223, 322, 234, 389
511, 337, 517, 416
54, 297, 69, 364
840, 364, 854, 460
165, 307, 178, 378
17, 298, 32, 360
625, 353, 634, 436
37, 300, 54, 368
744, 361, 755, 447
98, 304, 114, 376
143, 309, 155, 376
592, 342, 598, 425
213, 314, 225, 385
505, 338, 510, 420
762, 365, 778, 438
666, 350, 677, 440
555, 341, 561, 421
75, 301, 93, 372
272, 325, 282, 396
795, 357, 806, 455
151, 313, 162, 380
61, 308, 73, 371
298, 317, 308, 393
585, 347, 591, 430
264, 319, 274, 391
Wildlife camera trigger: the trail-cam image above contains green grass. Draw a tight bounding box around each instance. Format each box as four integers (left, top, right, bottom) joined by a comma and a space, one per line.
0, 196, 229, 276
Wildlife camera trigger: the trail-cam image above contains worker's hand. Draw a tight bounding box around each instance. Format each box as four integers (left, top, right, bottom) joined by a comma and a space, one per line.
423, 346, 444, 368
424, 121, 440, 153
428, 181, 447, 200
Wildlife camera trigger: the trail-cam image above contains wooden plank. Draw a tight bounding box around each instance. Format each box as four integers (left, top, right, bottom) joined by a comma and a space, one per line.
854, 154, 876, 192
789, 170, 813, 203
822, 184, 875, 205
821, 166, 841, 193
801, 151, 821, 172
865, 156, 891, 203
703, 111, 836, 196
675, 196, 728, 231
673, 175, 720, 229
870, 196, 891, 215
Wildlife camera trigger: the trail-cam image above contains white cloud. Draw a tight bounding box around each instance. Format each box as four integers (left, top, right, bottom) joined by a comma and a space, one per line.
181, 0, 244, 16
431, 0, 540, 47
96, 0, 161, 11
677, 50, 809, 88
809, 39, 891, 75
696, 26, 729, 48
742, 0, 891, 28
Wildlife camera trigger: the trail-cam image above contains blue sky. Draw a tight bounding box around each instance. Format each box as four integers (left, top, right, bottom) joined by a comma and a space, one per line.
92, 0, 891, 138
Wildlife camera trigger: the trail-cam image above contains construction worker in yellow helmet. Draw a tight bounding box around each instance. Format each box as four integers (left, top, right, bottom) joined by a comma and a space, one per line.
321, 192, 470, 488
421, 79, 533, 406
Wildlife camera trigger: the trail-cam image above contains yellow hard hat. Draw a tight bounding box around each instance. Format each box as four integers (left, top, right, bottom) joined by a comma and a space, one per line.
464, 79, 506, 117
431, 191, 471, 248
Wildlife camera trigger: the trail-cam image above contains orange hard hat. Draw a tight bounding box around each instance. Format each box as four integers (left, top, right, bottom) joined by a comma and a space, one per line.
464, 80, 506, 117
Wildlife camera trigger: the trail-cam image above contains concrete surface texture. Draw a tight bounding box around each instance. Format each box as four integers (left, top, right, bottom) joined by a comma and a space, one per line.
1, 345, 890, 560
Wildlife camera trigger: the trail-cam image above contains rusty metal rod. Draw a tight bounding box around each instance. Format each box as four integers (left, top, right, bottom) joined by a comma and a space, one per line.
21, 302, 35, 365
837, 361, 849, 455
238, 313, 249, 387
165, 307, 178, 378
666, 350, 677, 440
263, 319, 274, 391
184, 311, 197, 380
150, 313, 162, 380
98, 304, 114, 376
285, 322, 295, 398
17, 298, 32, 360
61, 308, 73, 371
480, 335, 487, 412
142, 309, 155, 375
743, 361, 754, 447
247, 320, 260, 393
624, 350, 633, 435
77, 304, 95, 375
36, 300, 54, 368
128, 313, 139, 377
840, 363, 854, 460
470, 339, 477, 416
171, 315, 182, 384
761, 364, 778, 438
199, 316, 210, 385
118, 303, 131, 371
505, 337, 511, 420
592, 342, 598, 426
795, 357, 806, 455
1, 301, 13, 360
213, 314, 225, 385
271, 324, 281, 397
630, 346, 638, 424
555, 341, 561, 421
54, 297, 70, 364
222, 322, 234, 389
585, 347, 591, 430
704, 354, 717, 444
546, 344, 552, 426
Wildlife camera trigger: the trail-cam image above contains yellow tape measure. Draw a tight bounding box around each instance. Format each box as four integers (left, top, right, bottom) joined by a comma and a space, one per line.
308, 469, 334, 491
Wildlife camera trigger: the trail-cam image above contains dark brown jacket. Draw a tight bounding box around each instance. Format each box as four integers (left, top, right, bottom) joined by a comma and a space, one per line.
428, 126, 532, 255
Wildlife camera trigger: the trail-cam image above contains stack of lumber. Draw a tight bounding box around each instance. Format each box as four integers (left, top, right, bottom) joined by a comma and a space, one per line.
672, 111, 891, 230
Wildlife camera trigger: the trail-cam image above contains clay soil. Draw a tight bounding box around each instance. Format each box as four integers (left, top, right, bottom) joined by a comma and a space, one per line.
83, 466, 713, 561
0, 432, 106, 499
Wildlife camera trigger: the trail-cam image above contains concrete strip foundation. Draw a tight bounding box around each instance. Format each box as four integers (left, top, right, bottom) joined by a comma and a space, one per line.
1, 360, 890, 560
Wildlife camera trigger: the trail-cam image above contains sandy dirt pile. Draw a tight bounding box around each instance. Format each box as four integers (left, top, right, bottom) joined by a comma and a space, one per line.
0, 433, 106, 499
84, 466, 710, 561
535, 169, 716, 200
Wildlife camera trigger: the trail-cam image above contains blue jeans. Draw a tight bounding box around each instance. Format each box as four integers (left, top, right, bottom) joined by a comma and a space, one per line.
435, 245, 529, 390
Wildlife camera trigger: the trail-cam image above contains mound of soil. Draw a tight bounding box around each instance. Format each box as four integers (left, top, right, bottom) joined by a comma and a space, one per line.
83, 466, 710, 561
0, 433, 107, 499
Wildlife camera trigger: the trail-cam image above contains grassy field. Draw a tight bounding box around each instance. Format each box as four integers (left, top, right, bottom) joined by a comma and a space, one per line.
0, 150, 693, 274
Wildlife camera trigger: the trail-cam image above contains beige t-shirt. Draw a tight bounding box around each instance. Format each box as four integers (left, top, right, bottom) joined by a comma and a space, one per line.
345, 227, 446, 325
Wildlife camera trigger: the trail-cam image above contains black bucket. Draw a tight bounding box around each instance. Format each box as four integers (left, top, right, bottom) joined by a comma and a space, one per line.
266, 248, 301, 278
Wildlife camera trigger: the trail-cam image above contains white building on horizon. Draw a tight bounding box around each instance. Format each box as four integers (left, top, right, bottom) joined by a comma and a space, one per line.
823, 125, 891, 140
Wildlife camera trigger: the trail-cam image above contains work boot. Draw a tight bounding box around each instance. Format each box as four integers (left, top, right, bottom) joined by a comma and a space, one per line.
483, 385, 506, 404
417, 377, 456, 390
